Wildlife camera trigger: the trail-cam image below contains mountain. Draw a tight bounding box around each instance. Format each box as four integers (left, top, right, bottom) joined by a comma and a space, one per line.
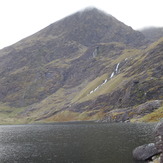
0, 8, 162, 124
140, 27, 163, 42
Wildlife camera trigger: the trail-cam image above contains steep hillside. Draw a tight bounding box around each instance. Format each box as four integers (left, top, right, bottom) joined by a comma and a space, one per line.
140, 27, 163, 42
0, 8, 162, 124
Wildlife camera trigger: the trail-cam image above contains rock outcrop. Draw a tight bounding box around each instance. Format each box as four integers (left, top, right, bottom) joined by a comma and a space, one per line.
140, 27, 163, 42
133, 143, 159, 161
133, 121, 163, 163
0, 8, 162, 124
154, 121, 163, 162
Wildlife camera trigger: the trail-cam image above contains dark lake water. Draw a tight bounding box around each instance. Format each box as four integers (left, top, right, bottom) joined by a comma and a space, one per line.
0, 122, 155, 163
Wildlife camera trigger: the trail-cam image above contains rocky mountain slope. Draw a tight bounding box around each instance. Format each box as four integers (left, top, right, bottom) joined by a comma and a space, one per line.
0, 8, 162, 124
140, 27, 163, 42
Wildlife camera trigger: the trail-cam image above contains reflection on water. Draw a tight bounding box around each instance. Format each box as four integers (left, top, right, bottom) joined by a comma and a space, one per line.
0, 122, 155, 163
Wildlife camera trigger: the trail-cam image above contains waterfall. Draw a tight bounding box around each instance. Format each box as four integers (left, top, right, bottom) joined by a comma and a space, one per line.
115, 63, 120, 73
89, 62, 122, 95
89, 79, 108, 95
110, 72, 114, 78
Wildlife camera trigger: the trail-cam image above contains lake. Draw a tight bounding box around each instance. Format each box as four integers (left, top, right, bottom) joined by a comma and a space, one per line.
0, 122, 155, 163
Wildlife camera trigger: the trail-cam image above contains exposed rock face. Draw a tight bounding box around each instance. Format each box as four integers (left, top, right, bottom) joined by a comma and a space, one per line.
0, 8, 162, 124
140, 27, 163, 42
133, 122, 163, 162
135, 100, 162, 115
0, 8, 147, 108
133, 143, 159, 161
154, 122, 163, 163
99, 100, 162, 123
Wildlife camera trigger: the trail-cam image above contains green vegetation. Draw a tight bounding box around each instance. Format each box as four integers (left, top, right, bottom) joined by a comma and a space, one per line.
77, 73, 125, 103
72, 73, 108, 103
0, 103, 26, 124
0, 8, 162, 124
138, 106, 163, 122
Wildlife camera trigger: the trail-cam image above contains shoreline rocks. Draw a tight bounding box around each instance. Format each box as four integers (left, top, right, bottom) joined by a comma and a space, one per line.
133, 143, 159, 161
133, 121, 163, 163
154, 121, 163, 163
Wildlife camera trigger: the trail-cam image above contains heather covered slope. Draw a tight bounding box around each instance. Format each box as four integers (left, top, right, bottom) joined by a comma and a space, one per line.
33, 38, 163, 123
0, 8, 162, 124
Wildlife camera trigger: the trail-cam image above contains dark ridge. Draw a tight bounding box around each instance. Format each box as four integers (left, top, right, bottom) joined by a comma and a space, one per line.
140, 27, 163, 42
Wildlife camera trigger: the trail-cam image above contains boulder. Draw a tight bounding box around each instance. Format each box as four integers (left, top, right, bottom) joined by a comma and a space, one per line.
133, 122, 163, 162
133, 143, 159, 161
154, 121, 163, 137
154, 121, 163, 163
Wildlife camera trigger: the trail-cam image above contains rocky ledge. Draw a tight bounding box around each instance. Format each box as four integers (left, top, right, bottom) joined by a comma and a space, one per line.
133, 121, 163, 163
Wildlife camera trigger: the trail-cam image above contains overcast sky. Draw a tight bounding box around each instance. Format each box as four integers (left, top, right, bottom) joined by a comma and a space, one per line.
0, 0, 163, 49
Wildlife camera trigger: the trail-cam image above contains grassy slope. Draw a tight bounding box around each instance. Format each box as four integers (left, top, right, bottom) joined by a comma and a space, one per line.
71, 39, 162, 122
132, 105, 163, 122
0, 9, 162, 124
0, 38, 162, 124
32, 39, 163, 123
0, 103, 26, 124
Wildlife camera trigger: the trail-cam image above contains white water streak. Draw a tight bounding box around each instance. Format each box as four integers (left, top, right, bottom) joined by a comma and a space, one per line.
115, 63, 120, 73
102, 79, 107, 85
110, 72, 114, 78
89, 79, 108, 94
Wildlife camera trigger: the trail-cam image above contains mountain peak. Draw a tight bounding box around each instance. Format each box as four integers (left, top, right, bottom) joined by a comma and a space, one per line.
38, 7, 146, 47
0, 7, 162, 124
77, 7, 112, 17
